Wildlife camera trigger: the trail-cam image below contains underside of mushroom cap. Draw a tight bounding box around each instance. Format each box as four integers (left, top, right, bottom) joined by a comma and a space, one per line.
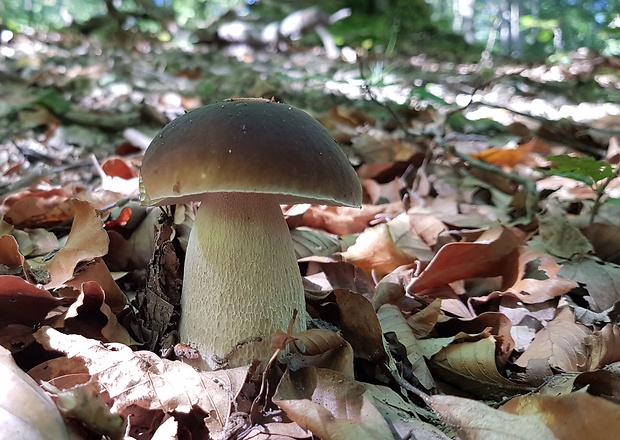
139, 99, 362, 207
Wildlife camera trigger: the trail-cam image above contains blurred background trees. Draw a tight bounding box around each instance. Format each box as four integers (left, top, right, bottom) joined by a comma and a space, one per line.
1, 0, 618, 59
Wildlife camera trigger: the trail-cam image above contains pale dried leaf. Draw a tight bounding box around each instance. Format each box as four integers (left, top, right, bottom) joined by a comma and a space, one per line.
273, 367, 393, 440
431, 338, 530, 400
585, 324, 620, 370
378, 304, 435, 389
34, 327, 249, 436
0, 345, 70, 440
430, 395, 557, 440
515, 307, 592, 372
407, 299, 442, 338
45, 199, 110, 289
340, 223, 416, 278
559, 257, 620, 312
501, 392, 620, 439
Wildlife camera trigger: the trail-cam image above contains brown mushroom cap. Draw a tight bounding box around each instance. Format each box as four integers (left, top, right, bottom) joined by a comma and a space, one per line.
140, 99, 362, 207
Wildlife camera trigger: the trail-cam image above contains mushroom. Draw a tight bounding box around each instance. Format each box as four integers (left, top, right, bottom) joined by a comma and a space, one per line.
139, 98, 362, 370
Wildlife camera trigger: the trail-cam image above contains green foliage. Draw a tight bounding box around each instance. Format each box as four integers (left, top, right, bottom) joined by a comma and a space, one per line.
546, 155, 615, 186
546, 154, 620, 225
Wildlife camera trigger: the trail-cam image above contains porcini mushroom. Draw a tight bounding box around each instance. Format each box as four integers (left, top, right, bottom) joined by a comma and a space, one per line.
139, 98, 361, 370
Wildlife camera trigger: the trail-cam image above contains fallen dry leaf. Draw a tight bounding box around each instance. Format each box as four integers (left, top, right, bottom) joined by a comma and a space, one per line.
340, 223, 417, 278
584, 324, 620, 370
500, 392, 620, 439
378, 303, 439, 389
45, 199, 110, 289
430, 337, 530, 400
273, 366, 394, 440
408, 226, 524, 294
34, 327, 250, 437
0, 345, 70, 440
0, 275, 71, 327
515, 307, 592, 372
429, 394, 557, 440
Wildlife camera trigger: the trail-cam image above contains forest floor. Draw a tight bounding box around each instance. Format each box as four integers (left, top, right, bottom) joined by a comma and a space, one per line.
1, 28, 620, 439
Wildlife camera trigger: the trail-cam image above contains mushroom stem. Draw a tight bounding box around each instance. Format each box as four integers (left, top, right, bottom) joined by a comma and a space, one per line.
180, 192, 306, 370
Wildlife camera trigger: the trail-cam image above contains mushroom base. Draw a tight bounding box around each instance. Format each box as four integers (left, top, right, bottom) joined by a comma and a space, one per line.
180, 192, 306, 370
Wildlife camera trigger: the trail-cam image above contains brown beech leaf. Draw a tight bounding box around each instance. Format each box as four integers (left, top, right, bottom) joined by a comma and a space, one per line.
515, 307, 592, 372
0, 275, 70, 327
500, 392, 620, 439
430, 338, 530, 400
583, 223, 620, 264
387, 213, 435, 261
1, 187, 74, 228
0, 346, 70, 440
501, 247, 578, 304
45, 200, 110, 289
364, 383, 452, 440
291, 203, 404, 236
378, 304, 439, 389
63, 258, 127, 313
64, 281, 135, 346
559, 257, 620, 312
34, 327, 249, 437
0, 234, 26, 272
340, 223, 417, 278
429, 395, 557, 440
408, 226, 524, 294
585, 324, 620, 370
273, 367, 393, 440
408, 213, 448, 248
406, 299, 442, 339
332, 289, 386, 363
288, 328, 346, 356
434, 312, 515, 364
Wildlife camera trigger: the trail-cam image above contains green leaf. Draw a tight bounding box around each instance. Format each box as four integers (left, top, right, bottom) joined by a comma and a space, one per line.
546, 155, 615, 185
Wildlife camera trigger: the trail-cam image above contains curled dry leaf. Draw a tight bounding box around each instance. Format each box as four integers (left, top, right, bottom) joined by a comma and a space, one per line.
34, 327, 249, 437
63, 257, 127, 313
434, 312, 515, 364
273, 367, 394, 440
407, 298, 442, 339
332, 288, 387, 363
43, 379, 125, 440
429, 394, 557, 440
45, 199, 110, 289
500, 392, 620, 440
291, 203, 403, 236
501, 247, 578, 305
515, 307, 592, 372
408, 226, 524, 294
340, 223, 417, 278
559, 257, 620, 312
287, 328, 346, 356
585, 324, 620, 370
0, 345, 70, 440
63, 281, 135, 346
1, 187, 74, 229
0, 234, 26, 273
378, 304, 438, 389
430, 338, 531, 400
0, 275, 71, 327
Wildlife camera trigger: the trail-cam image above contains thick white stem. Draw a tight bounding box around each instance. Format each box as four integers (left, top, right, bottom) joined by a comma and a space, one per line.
180, 192, 306, 370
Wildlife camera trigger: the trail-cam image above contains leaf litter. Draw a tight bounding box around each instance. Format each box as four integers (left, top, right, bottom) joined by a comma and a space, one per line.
1, 25, 620, 440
